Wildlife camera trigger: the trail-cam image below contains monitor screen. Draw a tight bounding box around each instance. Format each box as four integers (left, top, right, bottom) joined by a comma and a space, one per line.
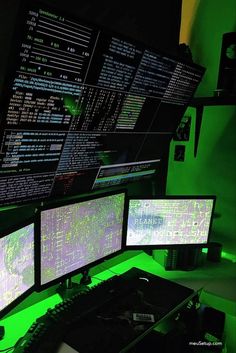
39, 191, 126, 287
92, 159, 160, 190
0, 1, 205, 206
126, 197, 215, 247
0, 221, 35, 318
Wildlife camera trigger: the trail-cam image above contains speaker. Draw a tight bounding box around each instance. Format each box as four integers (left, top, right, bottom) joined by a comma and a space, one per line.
153, 247, 202, 271
176, 246, 202, 271
216, 32, 236, 96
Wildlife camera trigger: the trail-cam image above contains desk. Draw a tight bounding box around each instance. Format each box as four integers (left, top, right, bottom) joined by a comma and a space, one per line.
0, 251, 235, 352
60, 267, 196, 353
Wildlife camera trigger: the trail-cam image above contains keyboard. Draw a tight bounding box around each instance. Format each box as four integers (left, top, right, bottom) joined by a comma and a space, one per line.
12, 272, 137, 353
12, 267, 195, 353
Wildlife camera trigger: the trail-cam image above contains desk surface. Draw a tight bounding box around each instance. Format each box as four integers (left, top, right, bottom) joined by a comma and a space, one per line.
0, 251, 235, 352
62, 267, 195, 353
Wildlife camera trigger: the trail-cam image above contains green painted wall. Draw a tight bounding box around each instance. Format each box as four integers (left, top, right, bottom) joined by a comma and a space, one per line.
169, 4, 236, 350
167, 0, 236, 255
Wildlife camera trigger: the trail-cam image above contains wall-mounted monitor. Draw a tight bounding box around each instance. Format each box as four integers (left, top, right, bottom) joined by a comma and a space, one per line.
125, 196, 216, 248
92, 159, 161, 190
0, 219, 35, 319
0, 1, 205, 206
37, 190, 126, 289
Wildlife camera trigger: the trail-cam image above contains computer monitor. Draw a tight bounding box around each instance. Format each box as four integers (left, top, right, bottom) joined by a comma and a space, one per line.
0, 219, 35, 319
0, 1, 205, 206
125, 196, 216, 248
37, 190, 126, 289
92, 159, 161, 190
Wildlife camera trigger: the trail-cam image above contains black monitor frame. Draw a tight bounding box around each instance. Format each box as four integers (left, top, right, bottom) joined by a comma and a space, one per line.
0, 0, 205, 208
92, 159, 161, 190
0, 217, 36, 319
35, 189, 128, 291
125, 195, 216, 250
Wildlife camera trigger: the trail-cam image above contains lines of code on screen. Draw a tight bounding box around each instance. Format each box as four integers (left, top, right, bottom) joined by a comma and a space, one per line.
40, 193, 125, 285
0, 223, 34, 313
0, 3, 205, 205
126, 199, 214, 246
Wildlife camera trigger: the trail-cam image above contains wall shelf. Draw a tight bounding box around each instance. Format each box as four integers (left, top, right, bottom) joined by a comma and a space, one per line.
190, 96, 236, 107
189, 96, 236, 157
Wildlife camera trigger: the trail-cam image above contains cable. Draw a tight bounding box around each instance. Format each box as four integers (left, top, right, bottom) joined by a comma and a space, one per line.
100, 262, 120, 276
0, 347, 14, 352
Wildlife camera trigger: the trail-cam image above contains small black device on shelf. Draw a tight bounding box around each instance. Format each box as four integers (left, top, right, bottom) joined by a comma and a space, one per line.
216, 32, 236, 96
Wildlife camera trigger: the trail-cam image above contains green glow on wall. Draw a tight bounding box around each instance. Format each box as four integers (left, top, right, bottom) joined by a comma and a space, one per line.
202, 248, 236, 262
168, 0, 236, 256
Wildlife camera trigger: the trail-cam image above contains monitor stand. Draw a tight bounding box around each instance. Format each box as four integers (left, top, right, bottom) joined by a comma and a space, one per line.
57, 277, 88, 300
80, 269, 92, 285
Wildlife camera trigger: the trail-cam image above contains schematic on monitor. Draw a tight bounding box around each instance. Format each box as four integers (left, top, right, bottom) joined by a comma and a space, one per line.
126, 197, 215, 247
39, 191, 125, 288
0, 221, 35, 318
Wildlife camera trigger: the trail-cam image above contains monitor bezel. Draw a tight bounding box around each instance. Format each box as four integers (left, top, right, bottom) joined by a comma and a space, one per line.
92, 159, 161, 191
0, 217, 36, 319
0, 0, 205, 208
35, 189, 128, 291
125, 195, 216, 250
